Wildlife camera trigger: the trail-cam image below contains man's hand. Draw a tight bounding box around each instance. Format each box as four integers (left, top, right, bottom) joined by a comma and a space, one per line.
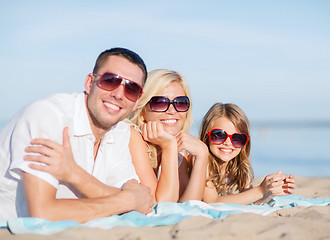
121, 179, 154, 214
24, 127, 78, 183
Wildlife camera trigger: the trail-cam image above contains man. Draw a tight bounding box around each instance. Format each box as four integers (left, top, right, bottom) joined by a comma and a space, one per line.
0, 48, 153, 223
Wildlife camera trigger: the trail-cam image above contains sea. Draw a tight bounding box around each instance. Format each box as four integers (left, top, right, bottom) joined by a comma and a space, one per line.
249, 121, 330, 177
0, 118, 329, 178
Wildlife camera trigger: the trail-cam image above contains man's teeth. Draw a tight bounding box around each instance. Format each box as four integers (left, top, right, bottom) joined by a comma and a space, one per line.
104, 102, 119, 111
162, 119, 177, 124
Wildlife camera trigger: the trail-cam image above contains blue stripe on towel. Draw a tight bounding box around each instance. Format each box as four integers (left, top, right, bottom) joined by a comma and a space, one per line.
3, 195, 330, 235
0, 220, 7, 229
267, 195, 330, 208
7, 218, 79, 235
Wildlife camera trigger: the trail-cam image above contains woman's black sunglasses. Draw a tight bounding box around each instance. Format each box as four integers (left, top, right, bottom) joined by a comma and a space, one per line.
148, 96, 190, 112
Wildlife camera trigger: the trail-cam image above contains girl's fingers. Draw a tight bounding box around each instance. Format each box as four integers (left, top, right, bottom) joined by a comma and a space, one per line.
269, 180, 285, 188
272, 190, 284, 196
265, 171, 282, 180
283, 182, 295, 189
274, 175, 286, 182
285, 178, 295, 183
282, 174, 293, 179
264, 173, 278, 181
286, 188, 294, 193
265, 175, 284, 184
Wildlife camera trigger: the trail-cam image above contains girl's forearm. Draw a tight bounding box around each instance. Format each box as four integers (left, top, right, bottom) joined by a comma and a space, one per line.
213, 185, 265, 205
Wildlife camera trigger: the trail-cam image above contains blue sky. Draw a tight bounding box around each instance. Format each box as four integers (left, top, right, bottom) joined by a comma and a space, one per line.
1, 0, 329, 133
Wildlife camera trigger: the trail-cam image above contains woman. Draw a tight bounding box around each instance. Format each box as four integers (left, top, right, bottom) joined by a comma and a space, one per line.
128, 69, 208, 202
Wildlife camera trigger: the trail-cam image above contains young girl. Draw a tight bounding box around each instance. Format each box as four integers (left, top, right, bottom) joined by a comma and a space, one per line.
199, 102, 295, 205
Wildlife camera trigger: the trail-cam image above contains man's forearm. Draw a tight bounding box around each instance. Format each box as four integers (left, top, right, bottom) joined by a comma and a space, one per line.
69, 165, 121, 198
23, 172, 131, 223
28, 191, 135, 223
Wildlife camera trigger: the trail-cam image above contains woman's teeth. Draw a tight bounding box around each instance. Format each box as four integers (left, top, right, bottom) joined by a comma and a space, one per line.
161, 119, 177, 124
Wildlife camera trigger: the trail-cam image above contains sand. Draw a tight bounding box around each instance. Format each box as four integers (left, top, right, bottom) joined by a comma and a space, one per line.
1, 176, 329, 240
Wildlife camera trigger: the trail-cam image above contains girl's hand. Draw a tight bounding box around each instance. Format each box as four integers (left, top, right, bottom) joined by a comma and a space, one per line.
24, 127, 78, 183
176, 130, 208, 161
259, 170, 293, 198
142, 121, 177, 150
283, 174, 295, 194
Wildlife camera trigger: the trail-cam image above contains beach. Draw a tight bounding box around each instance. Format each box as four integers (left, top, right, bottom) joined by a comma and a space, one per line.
1, 176, 329, 240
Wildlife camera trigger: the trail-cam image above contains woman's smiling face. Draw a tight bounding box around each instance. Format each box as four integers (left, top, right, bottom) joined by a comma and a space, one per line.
142, 81, 187, 136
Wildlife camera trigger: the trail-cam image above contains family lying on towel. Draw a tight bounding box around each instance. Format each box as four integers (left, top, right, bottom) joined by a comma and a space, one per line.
0, 47, 294, 224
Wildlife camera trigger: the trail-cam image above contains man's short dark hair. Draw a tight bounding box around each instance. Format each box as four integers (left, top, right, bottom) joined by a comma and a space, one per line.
93, 47, 147, 84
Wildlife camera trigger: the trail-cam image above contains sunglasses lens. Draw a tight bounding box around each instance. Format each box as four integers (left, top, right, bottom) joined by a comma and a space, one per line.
149, 97, 169, 112
174, 96, 190, 112
232, 133, 248, 148
124, 80, 143, 102
98, 73, 142, 102
210, 129, 227, 144
99, 73, 121, 91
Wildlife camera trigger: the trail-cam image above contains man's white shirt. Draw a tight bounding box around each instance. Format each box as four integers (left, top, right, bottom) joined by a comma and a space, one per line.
0, 92, 139, 219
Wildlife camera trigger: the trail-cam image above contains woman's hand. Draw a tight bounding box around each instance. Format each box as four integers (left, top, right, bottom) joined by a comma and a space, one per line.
142, 121, 179, 202
176, 131, 208, 202
142, 121, 177, 150
24, 127, 79, 183
176, 130, 208, 161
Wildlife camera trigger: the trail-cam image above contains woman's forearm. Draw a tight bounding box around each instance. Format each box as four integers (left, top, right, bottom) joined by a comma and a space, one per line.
155, 142, 180, 202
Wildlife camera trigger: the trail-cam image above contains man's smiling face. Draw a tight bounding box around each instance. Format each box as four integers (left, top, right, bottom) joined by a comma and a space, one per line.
85, 55, 144, 133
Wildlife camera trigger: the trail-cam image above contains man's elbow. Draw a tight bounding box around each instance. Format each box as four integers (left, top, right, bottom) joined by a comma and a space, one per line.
27, 204, 56, 221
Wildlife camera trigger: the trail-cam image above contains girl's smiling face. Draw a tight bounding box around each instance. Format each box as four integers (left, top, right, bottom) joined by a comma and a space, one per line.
142, 81, 187, 136
208, 117, 242, 165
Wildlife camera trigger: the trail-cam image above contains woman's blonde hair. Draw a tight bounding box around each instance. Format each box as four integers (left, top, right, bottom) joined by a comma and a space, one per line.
199, 103, 253, 195
128, 69, 192, 168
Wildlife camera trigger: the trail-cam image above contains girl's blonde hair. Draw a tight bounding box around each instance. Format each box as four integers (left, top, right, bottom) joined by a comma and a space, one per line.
199, 103, 253, 195
128, 69, 192, 168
